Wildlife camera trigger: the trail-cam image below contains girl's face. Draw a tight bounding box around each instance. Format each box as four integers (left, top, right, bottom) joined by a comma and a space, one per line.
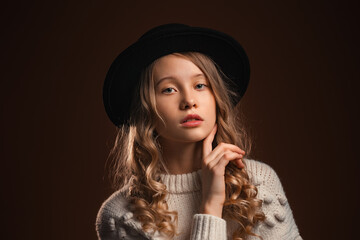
153, 54, 216, 143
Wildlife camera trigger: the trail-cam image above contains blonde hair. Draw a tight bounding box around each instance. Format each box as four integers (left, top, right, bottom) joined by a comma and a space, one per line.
108, 52, 265, 239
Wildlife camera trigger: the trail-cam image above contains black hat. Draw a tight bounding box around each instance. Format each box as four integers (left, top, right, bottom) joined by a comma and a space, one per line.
103, 23, 250, 127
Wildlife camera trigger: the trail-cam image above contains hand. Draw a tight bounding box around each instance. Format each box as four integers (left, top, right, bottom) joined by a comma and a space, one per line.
199, 124, 245, 218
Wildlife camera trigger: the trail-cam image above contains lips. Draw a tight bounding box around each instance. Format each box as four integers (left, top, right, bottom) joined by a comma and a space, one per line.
180, 114, 203, 124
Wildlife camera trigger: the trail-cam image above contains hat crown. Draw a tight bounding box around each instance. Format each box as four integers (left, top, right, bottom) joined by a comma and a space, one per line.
138, 23, 190, 41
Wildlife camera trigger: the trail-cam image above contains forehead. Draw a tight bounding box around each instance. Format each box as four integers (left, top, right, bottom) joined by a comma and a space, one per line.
152, 54, 204, 82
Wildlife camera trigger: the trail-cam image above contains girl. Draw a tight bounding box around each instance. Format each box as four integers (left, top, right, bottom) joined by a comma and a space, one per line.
96, 24, 302, 240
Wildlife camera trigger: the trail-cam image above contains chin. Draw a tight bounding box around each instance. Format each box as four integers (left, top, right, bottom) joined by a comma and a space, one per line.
157, 124, 214, 143
182, 136, 206, 143
174, 129, 211, 143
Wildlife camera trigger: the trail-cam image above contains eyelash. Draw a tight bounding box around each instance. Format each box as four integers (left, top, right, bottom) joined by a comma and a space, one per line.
195, 83, 207, 89
161, 84, 208, 94
162, 88, 175, 94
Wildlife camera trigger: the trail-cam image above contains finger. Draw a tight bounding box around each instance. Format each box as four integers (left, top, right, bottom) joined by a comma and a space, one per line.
210, 142, 245, 157
203, 143, 244, 166
202, 124, 217, 159
208, 151, 243, 169
214, 156, 244, 172
210, 154, 243, 175
234, 158, 245, 169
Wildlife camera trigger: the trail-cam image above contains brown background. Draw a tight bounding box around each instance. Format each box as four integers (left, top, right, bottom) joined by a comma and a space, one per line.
1, 0, 359, 239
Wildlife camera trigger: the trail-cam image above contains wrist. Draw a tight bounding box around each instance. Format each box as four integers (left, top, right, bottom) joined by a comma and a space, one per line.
199, 201, 223, 218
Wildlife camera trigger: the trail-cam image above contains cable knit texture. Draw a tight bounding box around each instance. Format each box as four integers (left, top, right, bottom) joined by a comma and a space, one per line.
96, 159, 302, 239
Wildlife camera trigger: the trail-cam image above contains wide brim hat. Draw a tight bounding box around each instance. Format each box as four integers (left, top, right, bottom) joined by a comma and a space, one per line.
103, 23, 250, 127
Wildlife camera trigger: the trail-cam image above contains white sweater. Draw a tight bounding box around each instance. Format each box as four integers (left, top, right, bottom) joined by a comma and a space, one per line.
96, 159, 302, 239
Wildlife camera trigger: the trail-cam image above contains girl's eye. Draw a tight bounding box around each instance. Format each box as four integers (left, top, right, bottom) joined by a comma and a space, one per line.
162, 87, 175, 94
195, 84, 207, 89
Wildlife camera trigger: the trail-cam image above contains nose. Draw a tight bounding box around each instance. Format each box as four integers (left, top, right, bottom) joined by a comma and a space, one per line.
180, 92, 197, 110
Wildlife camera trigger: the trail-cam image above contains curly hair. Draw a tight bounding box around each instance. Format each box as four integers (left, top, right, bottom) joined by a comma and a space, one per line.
108, 52, 265, 239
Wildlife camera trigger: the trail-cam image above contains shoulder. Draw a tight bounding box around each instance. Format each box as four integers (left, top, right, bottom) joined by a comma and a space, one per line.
243, 158, 287, 206
96, 190, 130, 220
243, 159, 302, 239
95, 190, 149, 239
95, 190, 129, 237
244, 159, 288, 224
243, 158, 283, 190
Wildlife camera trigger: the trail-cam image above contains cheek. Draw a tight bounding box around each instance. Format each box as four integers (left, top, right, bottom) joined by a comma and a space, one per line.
155, 101, 177, 125
206, 95, 217, 117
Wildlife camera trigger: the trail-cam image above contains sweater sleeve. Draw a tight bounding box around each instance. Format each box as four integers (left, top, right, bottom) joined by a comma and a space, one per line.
95, 204, 121, 240
95, 191, 149, 240
190, 214, 227, 240
246, 159, 302, 240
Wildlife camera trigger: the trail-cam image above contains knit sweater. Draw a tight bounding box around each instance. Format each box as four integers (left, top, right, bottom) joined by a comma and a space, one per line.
96, 159, 302, 240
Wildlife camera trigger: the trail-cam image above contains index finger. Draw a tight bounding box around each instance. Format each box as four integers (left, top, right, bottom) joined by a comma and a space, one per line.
202, 124, 217, 158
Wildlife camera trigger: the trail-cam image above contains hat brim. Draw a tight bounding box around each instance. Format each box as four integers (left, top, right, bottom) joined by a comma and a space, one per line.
103, 25, 250, 126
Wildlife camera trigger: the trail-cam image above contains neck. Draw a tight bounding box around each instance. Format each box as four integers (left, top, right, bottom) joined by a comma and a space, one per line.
159, 138, 202, 174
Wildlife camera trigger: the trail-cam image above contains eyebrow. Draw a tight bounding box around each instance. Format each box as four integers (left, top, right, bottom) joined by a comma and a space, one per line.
155, 73, 205, 87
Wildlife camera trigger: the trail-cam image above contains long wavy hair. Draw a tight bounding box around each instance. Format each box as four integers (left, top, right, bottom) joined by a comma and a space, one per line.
108, 52, 265, 239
